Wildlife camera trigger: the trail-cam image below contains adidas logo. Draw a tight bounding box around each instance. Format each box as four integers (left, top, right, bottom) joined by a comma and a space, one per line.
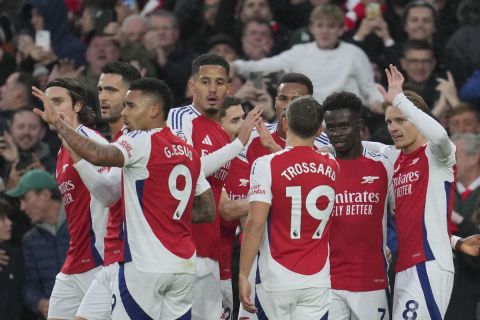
202, 135, 213, 146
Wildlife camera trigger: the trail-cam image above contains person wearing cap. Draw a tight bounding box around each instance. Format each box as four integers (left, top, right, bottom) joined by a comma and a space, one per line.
6, 169, 69, 319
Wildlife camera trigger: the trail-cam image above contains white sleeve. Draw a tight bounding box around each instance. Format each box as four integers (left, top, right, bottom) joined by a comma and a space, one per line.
354, 50, 384, 104
73, 160, 122, 207
195, 163, 211, 196
248, 157, 272, 204
393, 93, 454, 162
233, 48, 296, 77
113, 132, 149, 167
201, 138, 244, 177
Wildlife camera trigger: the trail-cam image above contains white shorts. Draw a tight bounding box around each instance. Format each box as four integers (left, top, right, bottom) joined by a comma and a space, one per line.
238, 256, 258, 320
330, 288, 390, 320
393, 260, 453, 320
111, 262, 196, 319
256, 284, 330, 320
48, 266, 101, 319
221, 279, 233, 320
76, 263, 118, 320
192, 257, 223, 320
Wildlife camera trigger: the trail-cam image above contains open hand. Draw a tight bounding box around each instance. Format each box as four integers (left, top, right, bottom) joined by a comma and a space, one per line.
378, 64, 404, 105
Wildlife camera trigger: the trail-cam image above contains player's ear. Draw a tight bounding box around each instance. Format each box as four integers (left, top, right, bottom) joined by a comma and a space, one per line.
316, 124, 323, 137
150, 102, 161, 119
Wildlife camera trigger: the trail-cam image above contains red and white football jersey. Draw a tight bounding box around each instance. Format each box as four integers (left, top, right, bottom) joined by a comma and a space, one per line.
388, 144, 456, 273
168, 105, 232, 261
56, 125, 109, 274
249, 146, 338, 291
113, 127, 210, 274
329, 149, 392, 291
244, 123, 330, 167
103, 128, 128, 265
219, 156, 250, 280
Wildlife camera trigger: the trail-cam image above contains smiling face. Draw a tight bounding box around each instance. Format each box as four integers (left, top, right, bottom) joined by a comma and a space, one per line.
324, 108, 362, 157
385, 106, 424, 153
189, 65, 230, 117
404, 6, 436, 41
11, 110, 45, 152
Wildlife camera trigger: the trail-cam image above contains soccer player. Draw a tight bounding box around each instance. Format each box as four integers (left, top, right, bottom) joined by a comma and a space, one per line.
377, 65, 477, 319
36, 78, 109, 320
323, 91, 392, 320
33, 77, 215, 318
244, 72, 329, 165
218, 96, 250, 319
167, 53, 262, 319
239, 96, 338, 319
74, 62, 141, 320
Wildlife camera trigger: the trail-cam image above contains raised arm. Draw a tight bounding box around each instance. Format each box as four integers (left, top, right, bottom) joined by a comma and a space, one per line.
32, 87, 124, 167
201, 105, 262, 176
379, 65, 453, 160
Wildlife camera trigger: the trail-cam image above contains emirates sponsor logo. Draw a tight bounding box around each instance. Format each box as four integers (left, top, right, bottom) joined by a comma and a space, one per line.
393, 171, 420, 198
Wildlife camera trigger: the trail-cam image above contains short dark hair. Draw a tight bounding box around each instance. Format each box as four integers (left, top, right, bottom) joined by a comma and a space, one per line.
191, 53, 230, 78
129, 78, 173, 120
278, 73, 314, 95
101, 62, 142, 84
0, 198, 12, 220
220, 96, 243, 119
286, 96, 324, 138
323, 91, 363, 117
241, 18, 272, 36
12, 107, 42, 124
403, 0, 437, 28
15, 72, 36, 106
46, 78, 95, 127
402, 40, 433, 57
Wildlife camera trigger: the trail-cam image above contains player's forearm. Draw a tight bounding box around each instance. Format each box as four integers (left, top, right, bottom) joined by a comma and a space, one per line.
393, 93, 452, 158
74, 161, 122, 207
201, 139, 243, 176
192, 189, 215, 223
56, 121, 123, 167
239, 215, 264, 279
220, 197, 249, 221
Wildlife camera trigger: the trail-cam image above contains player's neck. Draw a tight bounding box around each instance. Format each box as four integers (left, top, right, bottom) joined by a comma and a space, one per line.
286, 134, 315, 148
336, 143, 363, 160
109, 120, 124, 139
402, 136, 427, 154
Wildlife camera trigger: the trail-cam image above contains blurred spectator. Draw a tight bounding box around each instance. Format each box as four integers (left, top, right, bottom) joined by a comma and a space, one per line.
446, 133, 480, 320
10, 109, 56, 174
144, 9, 197, 104
0, 72, 35, 118
5, 170, 69, 320
78, 3, 115, 45
79, 35, 120, 97
400, 40, 439, 108
446, 103, 480, 135
121, 14, 148, 43
207, 33, 240, 62
24, 0, 86, 67
443, 0, 480, 88
216, 0, 290, 54
240, 18, 274, 60
0, 198, 23, 320
233, 4, 383, 113
459, 69, 480, 106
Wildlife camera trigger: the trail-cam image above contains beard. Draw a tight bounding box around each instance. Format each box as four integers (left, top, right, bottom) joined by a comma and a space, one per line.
204, 107, 219, 116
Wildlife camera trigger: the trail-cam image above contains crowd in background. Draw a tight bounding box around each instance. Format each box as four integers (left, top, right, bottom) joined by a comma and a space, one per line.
0, 0, 479, 319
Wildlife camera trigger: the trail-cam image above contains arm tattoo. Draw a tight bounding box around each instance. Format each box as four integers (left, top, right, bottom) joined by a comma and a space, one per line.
192, 189, 215, 223
55, 120, 124, 167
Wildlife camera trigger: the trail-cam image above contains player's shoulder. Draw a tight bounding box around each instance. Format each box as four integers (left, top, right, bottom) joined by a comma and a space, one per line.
167, 105, 200, 129
77, 125, 108, 143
